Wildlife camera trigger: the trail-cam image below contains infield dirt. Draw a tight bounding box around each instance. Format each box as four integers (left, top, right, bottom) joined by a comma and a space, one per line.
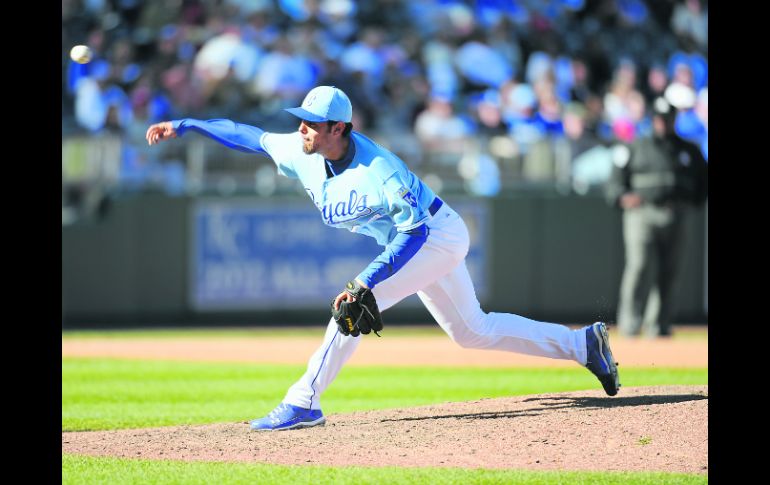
62, 385, 707, 473
61, 325, 707, 367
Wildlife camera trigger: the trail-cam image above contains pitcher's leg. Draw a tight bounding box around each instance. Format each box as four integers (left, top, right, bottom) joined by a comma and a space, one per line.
280, 261, 450, 411
281, 226, 469, 411
417, 261, 587, 363
281, 204, 472, 413
282, 318, 360, 410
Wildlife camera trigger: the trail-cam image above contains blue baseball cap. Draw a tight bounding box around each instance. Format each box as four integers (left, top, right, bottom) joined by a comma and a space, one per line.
285, 86, 353, 123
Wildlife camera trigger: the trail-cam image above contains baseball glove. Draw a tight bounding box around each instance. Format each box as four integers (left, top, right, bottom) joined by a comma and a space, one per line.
330, 280, 383, 337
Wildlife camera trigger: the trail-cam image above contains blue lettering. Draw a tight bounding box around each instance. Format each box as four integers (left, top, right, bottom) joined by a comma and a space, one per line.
348, 190, 358, 215
319, 190, 374, 225
334, 201, 347, 217
356, 195, 368, 212
322, 204, 332, 223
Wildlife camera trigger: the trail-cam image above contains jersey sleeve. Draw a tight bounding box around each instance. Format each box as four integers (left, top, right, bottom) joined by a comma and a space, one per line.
259, 132, 304, 179
355, 224, 429, 288
354, 158, 434, 288
381, 170, 432, 232
172, 119, 267, 154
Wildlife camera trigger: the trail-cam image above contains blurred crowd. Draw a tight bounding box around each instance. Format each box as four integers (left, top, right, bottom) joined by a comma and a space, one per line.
62, 0, 708, 199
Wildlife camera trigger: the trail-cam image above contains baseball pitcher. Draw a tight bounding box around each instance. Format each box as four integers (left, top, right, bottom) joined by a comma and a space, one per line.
146, 86, 620, 431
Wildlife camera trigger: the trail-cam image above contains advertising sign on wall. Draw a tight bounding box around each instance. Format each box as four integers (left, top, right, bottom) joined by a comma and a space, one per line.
191, 199, 488, 310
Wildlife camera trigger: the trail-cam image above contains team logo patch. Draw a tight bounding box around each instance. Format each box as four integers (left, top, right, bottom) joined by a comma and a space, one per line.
398, 187, 418, 207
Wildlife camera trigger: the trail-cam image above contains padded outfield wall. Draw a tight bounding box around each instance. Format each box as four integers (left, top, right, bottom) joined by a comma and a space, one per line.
62, 193, 706, 328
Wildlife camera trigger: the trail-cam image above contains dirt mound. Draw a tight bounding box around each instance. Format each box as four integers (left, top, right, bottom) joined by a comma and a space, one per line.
62, 385, 707, 473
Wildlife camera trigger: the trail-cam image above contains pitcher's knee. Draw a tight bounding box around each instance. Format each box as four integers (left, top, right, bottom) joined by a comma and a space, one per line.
454, 334, 490, 349
446, 313, 490, 349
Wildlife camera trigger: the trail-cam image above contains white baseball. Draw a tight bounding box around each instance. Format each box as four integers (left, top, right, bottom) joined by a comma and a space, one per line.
70, 45, 93, 64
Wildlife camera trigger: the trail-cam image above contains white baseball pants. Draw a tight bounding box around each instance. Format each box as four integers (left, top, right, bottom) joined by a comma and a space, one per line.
283, 202, 589, 410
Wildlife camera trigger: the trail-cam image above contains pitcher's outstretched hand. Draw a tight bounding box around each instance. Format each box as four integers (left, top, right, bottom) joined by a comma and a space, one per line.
146, 122, 177, 145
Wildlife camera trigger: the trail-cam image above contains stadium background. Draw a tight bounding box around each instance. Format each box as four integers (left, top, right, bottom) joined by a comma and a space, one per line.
61, 0, 708, 328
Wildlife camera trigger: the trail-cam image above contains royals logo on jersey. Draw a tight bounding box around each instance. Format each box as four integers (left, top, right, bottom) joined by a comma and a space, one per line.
397, 186, 418, 207
307, 188, 375, 226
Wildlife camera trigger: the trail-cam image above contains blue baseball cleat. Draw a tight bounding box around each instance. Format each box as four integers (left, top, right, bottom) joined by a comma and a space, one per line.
584, 322, 621, 396
249, 403, 326, 431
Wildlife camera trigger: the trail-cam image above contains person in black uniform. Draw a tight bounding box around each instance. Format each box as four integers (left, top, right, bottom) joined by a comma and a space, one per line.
605, 96, 707, 338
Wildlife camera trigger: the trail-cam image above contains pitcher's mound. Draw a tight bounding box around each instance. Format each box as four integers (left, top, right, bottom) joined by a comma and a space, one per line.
62, 385, 707, 473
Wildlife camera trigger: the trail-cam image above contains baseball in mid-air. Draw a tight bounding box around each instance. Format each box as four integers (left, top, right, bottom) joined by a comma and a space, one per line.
70, 45, 93, 64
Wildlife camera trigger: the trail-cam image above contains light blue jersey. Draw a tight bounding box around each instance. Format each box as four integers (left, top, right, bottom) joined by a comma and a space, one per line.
261, 131, 437, 246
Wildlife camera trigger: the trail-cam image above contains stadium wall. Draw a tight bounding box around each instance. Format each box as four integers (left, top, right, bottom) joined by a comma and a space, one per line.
61, 193, 706, 328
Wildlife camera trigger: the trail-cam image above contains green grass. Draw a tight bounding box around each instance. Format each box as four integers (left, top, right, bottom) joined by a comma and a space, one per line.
61, 455, 707, 485
63, 358, 707, 431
